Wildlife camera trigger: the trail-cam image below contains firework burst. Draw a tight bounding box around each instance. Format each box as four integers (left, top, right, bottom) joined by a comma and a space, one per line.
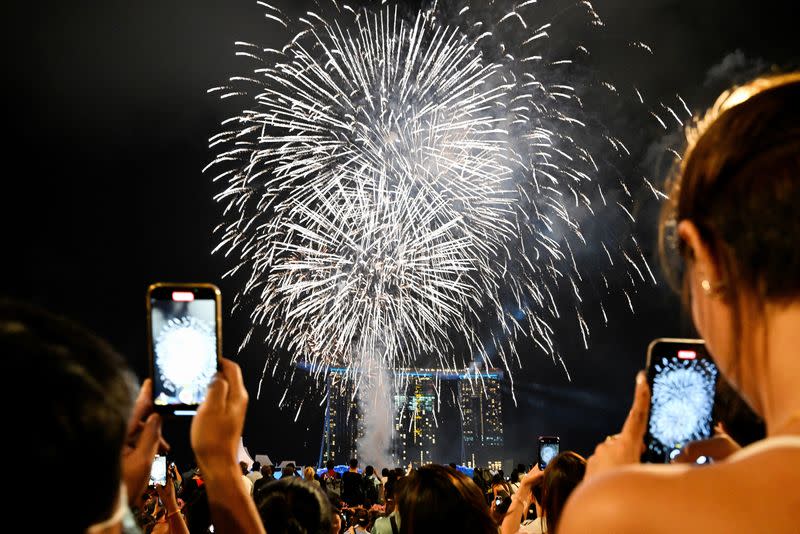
207, 0, 674, 403
154, 316, 218, 405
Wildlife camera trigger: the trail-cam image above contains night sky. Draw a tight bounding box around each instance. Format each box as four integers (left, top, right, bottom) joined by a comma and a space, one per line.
5, 0, 796, 468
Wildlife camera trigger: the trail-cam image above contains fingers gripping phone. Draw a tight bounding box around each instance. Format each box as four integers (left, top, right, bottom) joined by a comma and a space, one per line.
147, 283, 222, 416
538, 436, 559, 470
642, 338, 719, 463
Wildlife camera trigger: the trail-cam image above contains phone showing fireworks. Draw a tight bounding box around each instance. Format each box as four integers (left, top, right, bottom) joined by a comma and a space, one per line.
538, 436, 560, 470
642, 338, 718, 463
149, 455, 167, 487
147, 283, 221, 415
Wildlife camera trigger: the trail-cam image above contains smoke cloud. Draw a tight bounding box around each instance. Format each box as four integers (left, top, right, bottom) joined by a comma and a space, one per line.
704, 50, 768, 88
355, 356, 397, 470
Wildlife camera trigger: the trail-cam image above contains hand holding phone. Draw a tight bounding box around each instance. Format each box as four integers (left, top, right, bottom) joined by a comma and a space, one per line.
147, 283, 222, 416
673, 423, 741, 464
584, 371, 651, 481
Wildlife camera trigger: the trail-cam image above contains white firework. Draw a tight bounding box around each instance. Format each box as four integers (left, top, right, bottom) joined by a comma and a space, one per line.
650, 365, 715, 446
155, 316, 218, 404
207, 0, 667, 399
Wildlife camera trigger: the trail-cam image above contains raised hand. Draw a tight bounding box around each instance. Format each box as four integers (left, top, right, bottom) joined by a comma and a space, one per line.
585, 371, 650, 480
122, 379, 168, 508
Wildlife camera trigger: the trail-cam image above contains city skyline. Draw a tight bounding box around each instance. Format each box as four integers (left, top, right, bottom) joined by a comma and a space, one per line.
320, 368, 505, 468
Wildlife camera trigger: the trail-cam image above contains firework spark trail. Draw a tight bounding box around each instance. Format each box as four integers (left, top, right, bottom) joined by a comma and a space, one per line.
209, 0, 665, 436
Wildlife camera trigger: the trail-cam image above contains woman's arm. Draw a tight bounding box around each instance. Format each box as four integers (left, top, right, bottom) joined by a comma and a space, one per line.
500, 467, 543, 534
155, 475, 189, 534
560, 372, 654, 533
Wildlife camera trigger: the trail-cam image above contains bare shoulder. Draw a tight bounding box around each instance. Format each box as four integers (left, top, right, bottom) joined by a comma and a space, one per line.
559, 439, 800, 534
558, 463, 689, 534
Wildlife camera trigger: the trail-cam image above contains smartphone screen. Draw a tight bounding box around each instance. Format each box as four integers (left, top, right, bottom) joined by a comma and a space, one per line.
538, 436, 559, 470
147, 283, 221, 415
150, 455, 167, 487
643, 338, 719, 463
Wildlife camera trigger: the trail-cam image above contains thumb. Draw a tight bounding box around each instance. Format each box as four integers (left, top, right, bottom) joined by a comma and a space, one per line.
621, 371, 650, 440
137, 413, 163, 459
200, 373, 229, 414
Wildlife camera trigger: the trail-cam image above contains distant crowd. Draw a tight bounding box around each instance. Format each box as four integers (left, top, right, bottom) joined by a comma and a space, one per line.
137, 455, 585, 534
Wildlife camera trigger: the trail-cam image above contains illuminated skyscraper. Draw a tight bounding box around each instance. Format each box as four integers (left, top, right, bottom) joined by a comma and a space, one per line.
318, 367, 503, 468
459, 371, 504, 467
393, 374, 437, 466
321, 374, 361, 464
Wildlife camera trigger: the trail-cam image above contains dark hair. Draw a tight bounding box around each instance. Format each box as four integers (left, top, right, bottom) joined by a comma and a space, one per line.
365, 465, 374, 477
471, 469, 487, 494
252, 461, 262, 471
184, 484, 212, 533
382, 467, 390, 477
660, 73, 800, 382
384, 470, 399, 502
255, 477, 333, 534
282, 466, 296, 478
397, 464, 497, 534
531, 483, 542, 505
349, 458, 359, 469
352, 507, 369, 527
540, 451, 586, 533
261, 464, 274, 477
3, 300, 134, 532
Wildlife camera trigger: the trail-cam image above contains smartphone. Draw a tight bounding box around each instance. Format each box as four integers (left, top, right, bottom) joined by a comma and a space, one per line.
168, 461, 177, 480
149, 455, 167, 487
538, 436, 559, 470
147, 283, 222, 416
494, 496, 503, 506
642, 338, 719, 463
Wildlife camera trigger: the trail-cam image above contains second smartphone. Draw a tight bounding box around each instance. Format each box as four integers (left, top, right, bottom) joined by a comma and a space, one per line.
149, 454, 167, 487
538, 436, 560, 470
